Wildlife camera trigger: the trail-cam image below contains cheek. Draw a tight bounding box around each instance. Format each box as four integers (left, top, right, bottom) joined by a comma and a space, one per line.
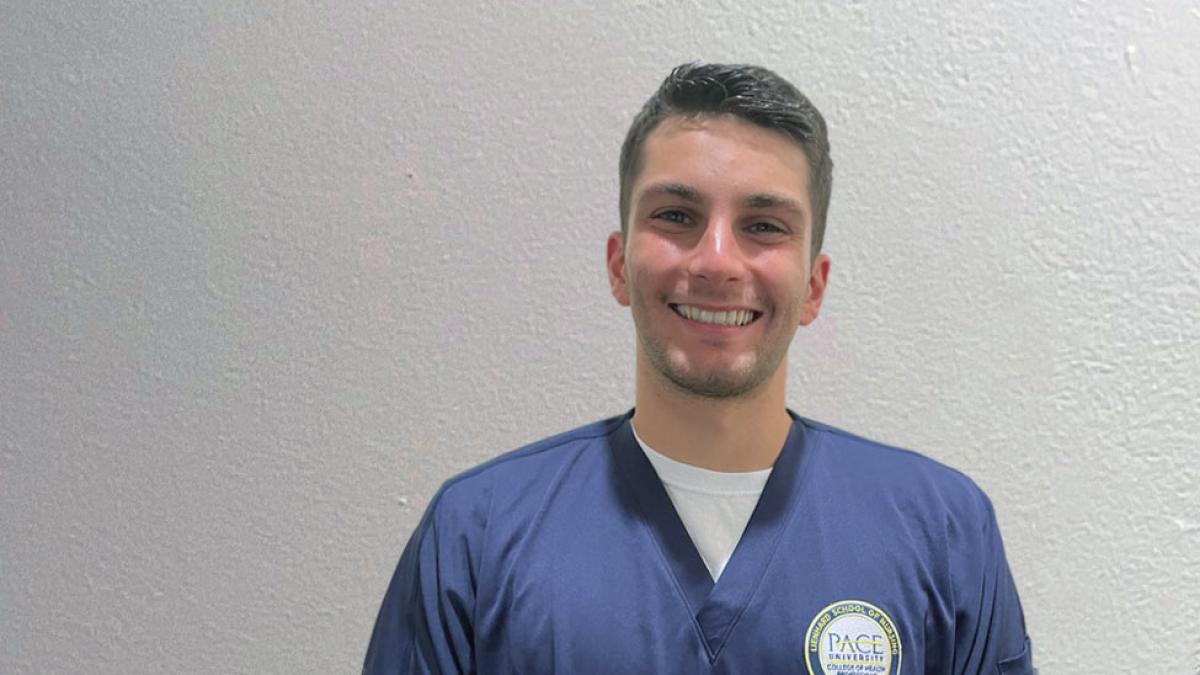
762, 274, 811, 316
627, 246, 676, 285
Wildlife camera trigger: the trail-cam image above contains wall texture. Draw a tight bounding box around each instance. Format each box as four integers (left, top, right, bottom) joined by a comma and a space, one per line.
2, 2, 1197, 673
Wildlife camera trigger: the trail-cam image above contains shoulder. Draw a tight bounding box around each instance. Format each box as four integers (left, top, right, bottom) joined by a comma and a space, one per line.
797, 416, 996, 522
423, 413, 627, 528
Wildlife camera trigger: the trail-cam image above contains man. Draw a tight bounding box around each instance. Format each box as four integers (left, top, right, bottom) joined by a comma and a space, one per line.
365, 62, 1034, 674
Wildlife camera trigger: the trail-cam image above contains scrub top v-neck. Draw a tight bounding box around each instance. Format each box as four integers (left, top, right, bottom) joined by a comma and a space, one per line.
610, 413, 812, 661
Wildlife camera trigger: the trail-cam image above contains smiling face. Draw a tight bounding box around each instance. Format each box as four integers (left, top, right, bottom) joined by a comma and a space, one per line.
607, 114, 831, 399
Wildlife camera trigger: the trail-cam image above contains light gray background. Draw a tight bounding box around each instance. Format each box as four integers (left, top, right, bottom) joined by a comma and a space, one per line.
3, 2, 1198, 674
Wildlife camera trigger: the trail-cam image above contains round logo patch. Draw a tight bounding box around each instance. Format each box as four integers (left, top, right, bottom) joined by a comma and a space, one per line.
805, 600, 902, 675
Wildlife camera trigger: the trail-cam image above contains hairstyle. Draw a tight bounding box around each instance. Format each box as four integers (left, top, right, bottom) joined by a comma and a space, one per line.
618, 62, 833, 257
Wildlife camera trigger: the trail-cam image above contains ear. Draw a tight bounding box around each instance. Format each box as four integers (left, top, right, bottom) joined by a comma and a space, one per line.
606, 231, 631, 307
798, 253, 831, 326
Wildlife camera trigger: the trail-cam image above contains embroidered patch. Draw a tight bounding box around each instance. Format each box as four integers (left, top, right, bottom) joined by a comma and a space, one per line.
805, 600, 902, 675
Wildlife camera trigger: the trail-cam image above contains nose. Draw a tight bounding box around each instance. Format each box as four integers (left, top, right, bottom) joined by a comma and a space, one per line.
688, 216, 745, 285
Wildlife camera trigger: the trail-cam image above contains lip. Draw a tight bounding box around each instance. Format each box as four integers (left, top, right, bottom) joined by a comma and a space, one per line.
673, 302, 761, 313
668, 302, 762, 334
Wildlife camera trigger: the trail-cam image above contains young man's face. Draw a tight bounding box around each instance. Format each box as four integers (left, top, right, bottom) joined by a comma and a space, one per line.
607, 115, 830, 399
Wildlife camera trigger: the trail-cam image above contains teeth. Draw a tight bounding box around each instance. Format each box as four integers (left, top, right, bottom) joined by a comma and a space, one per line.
674, 304, 757, 326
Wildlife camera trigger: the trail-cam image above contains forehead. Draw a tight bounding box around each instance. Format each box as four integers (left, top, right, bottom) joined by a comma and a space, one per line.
633, 115, 812, 206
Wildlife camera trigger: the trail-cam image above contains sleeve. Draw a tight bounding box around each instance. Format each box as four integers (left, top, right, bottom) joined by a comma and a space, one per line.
949, 491, 1035, 675
363, 491, 478, 675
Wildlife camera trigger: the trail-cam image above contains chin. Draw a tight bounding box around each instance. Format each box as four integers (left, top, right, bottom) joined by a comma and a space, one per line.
662, 355, 763, 399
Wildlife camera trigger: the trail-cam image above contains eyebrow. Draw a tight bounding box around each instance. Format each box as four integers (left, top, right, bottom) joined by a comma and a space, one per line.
640, 181, 703, 204
639, 181, 807, 216
742, 192, 806, 215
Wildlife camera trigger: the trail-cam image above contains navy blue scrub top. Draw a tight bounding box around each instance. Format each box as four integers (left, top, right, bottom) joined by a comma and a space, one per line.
364, 411, 1033, 674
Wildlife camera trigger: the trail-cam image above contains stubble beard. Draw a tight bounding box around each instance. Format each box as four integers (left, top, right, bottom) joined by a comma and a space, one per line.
631, 294, 793, 400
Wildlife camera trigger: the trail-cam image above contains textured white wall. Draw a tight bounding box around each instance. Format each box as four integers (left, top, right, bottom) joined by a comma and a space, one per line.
2, 2, 1197, 673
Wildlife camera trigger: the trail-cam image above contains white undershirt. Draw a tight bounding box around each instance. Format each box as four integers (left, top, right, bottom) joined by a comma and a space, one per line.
631, 424, 773, 581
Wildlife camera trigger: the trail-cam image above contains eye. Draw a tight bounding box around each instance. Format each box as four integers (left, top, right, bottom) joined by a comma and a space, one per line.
747, 221, 787, 235
652, 210, 692, 226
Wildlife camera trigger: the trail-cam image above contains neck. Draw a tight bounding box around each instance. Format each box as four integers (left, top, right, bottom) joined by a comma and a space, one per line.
631, 355, 793, 472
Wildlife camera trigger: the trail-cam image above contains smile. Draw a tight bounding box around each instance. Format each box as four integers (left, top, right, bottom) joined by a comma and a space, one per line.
670, 304, 761, 327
